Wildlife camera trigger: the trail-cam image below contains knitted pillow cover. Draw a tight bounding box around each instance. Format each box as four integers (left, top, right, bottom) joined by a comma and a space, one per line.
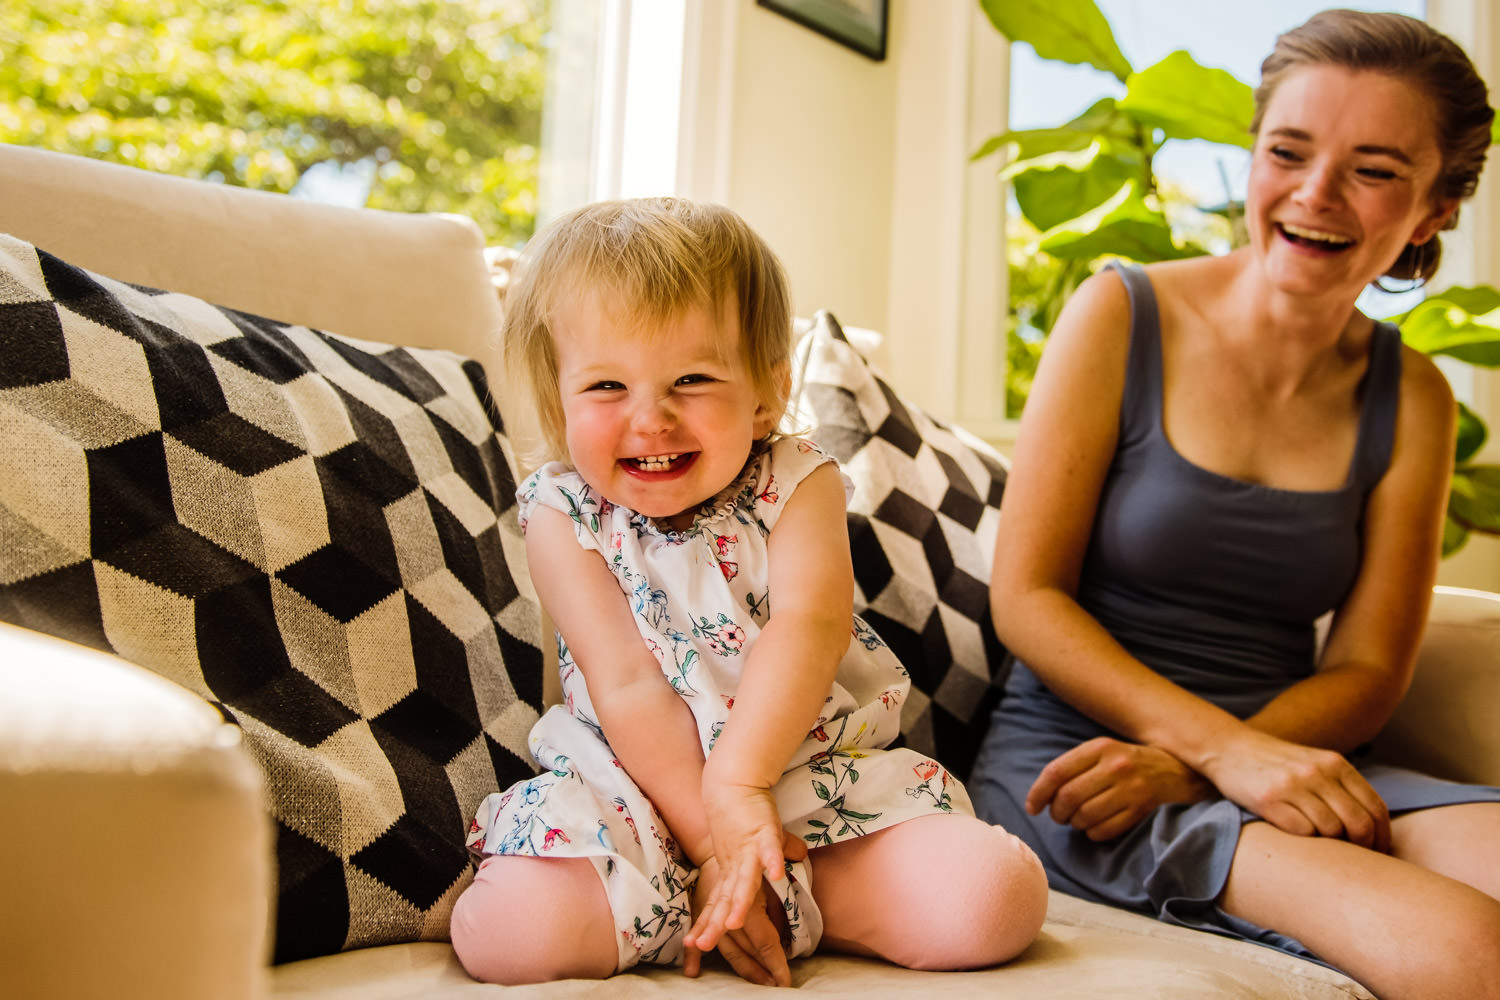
793, 311, 1010, 782
0, 233, 544, 962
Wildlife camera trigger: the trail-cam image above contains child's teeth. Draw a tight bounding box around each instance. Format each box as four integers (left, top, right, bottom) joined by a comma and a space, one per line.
637, 453, 680, 471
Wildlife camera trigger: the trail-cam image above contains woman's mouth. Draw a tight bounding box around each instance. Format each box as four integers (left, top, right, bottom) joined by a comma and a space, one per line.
1277, 222, 1354, 251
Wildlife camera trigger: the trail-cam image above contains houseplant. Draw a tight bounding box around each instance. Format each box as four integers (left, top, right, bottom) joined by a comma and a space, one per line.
977, 0, 1500, 554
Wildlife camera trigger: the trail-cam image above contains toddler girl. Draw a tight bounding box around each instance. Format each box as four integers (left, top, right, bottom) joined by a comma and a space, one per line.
450, 198, 1047, 986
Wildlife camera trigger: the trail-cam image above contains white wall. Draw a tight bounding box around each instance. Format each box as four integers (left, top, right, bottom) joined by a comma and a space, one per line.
681, 0, 1010, 436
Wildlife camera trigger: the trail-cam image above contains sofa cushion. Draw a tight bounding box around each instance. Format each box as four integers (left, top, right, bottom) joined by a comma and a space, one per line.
792, 311, 1008, 782
0, 233, 544, 963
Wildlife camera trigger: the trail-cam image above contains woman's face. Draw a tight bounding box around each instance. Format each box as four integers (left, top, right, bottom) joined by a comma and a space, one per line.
1246, 64, 1455, 299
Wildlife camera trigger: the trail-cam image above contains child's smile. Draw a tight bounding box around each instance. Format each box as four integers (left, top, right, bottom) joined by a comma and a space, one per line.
550, 291, 777, 529
626, 452, 696, 475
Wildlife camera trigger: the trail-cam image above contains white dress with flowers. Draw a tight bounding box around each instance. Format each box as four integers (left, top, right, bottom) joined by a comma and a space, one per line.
465, 436, 973, 970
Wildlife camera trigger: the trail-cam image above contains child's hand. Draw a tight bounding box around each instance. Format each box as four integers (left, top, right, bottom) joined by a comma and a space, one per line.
686, 781, 808, 957
682, 856, 790, 987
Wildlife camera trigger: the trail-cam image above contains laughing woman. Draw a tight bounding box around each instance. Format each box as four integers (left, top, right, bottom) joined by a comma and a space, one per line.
970, 10, 1500, 999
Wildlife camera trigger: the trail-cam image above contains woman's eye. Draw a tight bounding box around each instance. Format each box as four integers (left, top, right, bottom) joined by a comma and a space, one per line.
1268, 146, 1301, 162
1357, 166, 1397, 180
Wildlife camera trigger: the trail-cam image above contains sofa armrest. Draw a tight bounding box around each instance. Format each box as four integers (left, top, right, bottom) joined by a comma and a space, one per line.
1372, 586, 1500, 787
0, 622, 271, 1000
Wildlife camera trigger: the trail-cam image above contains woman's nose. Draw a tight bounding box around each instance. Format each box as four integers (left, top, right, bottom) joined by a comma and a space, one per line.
1294, 162, 1344, 210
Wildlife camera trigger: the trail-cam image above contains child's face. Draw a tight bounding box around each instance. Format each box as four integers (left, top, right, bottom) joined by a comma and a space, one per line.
551, 291, 777, 531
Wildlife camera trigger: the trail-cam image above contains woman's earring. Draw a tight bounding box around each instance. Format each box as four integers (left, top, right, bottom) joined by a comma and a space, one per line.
1376, 239, 1430, 294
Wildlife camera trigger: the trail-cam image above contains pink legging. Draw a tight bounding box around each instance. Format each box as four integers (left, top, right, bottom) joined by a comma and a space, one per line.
450, 813, 1048, 985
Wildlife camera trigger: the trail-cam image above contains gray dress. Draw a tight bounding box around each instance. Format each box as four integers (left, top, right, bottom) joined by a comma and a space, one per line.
969, 261, 1500, 963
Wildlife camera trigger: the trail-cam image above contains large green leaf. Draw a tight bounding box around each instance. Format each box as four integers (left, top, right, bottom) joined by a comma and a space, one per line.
1009, 143, 1142, 231
1457, 401, 1489, 463
1396, 286, 1500, 366
1118, 50, 1254, 149
1449, 465, 1500, 534
1388, 284, 1500, 325
1442, 515, 1470, 556
1036, 181, 1192, 261
979, 0, 1132, 82
975, 98, 1139, 163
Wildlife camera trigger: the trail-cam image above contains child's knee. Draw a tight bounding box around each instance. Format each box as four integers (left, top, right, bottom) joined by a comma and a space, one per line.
962, 821, 1049, 964
450, 856, 617, 985
854, 815, 1047, 970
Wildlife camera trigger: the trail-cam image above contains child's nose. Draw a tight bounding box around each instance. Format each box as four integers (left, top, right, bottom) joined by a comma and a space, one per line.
630, 394, 677, 434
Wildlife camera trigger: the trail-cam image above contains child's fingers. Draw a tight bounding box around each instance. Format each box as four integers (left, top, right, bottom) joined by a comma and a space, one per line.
780, 828, 809, 864
727, 917, 790, 987
760, 836, 789, 883
687, 896, 728, 952
726, 852, 773, 930
716, 927, 783, 987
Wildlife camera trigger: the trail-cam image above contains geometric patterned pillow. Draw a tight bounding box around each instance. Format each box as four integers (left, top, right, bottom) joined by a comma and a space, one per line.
792, 311, 1009, 782
0, 233, 544, 963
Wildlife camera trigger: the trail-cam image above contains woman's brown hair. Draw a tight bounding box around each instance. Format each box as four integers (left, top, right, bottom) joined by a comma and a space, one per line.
1251, 8, 1493, 284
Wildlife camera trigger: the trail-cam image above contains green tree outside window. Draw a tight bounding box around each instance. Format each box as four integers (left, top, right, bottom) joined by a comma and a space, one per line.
0, 0, 550, 246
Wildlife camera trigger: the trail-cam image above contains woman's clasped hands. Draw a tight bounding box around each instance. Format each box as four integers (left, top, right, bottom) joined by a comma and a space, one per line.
1028, 730, 1391, 852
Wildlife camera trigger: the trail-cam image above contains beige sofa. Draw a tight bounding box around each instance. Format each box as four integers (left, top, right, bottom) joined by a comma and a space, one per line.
3, 142, 1498, 1000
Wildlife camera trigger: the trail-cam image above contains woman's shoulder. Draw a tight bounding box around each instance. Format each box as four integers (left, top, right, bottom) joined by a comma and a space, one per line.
1138, 253, 1238, 304
1393, 339, 1457, 427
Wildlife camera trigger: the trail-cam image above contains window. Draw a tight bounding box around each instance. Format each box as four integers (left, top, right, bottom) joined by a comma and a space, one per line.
1002, 0, 1428, 419
0, 0, 587, 248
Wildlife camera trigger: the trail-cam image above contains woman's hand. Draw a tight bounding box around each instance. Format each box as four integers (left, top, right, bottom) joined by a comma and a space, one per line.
686, 780, 807, 956
682, 856, 791, 987
1199, 729, 1392, 851
1027, 737, 1211, 841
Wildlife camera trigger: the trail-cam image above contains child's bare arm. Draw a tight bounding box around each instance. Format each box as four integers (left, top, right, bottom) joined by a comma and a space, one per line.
526, 506, 714, 860
688, 461, 854, 951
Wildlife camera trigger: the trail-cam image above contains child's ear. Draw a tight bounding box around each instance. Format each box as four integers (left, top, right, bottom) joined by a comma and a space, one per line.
754, 360, 793, 437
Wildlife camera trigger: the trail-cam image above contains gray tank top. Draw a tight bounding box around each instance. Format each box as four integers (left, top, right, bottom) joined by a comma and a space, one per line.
1072, 262, 1402, 718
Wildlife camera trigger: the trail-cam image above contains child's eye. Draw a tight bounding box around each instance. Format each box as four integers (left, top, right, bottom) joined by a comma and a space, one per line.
675, 373, 716, 387
585, 380, 624, 392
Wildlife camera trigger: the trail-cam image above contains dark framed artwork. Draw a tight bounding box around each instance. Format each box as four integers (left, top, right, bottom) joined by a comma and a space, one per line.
757, 0, 889, 62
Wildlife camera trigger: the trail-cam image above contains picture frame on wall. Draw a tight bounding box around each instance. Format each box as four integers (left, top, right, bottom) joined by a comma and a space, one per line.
757, 0, 889, 62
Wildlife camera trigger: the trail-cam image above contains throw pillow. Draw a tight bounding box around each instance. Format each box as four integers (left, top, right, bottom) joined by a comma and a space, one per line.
0, 233, 544, 963
792, 311, 1009, 782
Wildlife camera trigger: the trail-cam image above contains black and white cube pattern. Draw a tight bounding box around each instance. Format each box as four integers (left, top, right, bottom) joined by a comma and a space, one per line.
0, 235, 544, 962
793, 312, 1009, 781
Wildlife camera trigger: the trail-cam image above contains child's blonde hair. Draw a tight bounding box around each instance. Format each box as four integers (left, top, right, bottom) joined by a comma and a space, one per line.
503, 197, 794, 465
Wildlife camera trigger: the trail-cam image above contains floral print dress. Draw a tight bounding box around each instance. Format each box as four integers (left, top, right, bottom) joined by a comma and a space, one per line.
465, 437, 972, 971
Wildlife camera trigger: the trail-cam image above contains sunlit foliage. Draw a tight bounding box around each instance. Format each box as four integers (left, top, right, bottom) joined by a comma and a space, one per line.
0, 0, 549, 245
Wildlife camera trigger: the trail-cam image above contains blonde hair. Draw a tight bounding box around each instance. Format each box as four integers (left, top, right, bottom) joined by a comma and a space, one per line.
503, 198, 793, 465
1250, 9, 1493, 284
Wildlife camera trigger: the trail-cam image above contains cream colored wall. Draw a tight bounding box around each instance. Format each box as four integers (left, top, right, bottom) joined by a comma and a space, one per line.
685, 0, 1008, 437
714, 2, 899, 337
1428, 0, 1500, 592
